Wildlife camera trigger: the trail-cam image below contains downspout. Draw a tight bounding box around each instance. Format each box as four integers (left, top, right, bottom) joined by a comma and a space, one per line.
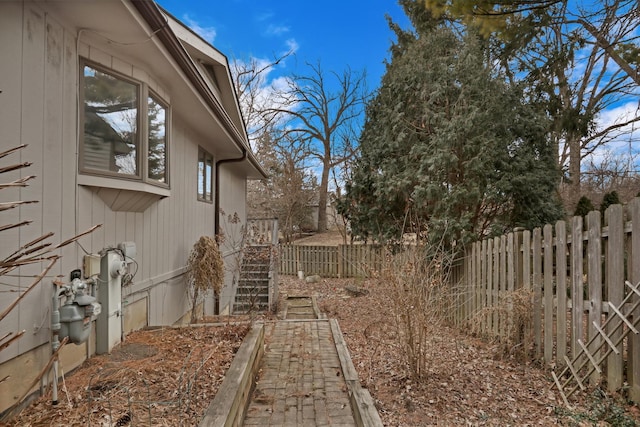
214, 147, 246, 315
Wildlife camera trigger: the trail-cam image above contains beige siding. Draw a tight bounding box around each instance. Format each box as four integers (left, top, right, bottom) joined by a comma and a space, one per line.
217, 165, 249, 313
0, 2, 249, 405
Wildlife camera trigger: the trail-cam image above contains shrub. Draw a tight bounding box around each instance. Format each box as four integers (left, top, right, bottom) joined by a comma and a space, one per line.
187, 236, 224, 323
381, 242, 456, 380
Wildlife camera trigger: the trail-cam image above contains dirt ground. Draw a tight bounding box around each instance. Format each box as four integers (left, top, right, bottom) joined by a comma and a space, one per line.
291, 229, 347, 246
5, 270, 640, 426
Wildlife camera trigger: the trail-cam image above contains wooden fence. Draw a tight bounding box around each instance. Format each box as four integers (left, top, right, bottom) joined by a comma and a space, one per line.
455, 199, 640, 402
279, 244, 383, 278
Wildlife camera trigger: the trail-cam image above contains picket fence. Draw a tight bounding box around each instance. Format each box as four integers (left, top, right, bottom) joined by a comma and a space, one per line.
279, 244, 383, 278
276, 199, 640, 403
455, 199, 640, 402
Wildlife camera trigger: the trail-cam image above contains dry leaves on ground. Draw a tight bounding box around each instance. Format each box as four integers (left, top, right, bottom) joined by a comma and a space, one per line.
5, 273, 640, 426
3, 324, 250, 427
280, 275, 640, 427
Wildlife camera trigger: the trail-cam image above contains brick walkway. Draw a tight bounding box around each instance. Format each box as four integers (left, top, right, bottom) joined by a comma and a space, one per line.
243, 320, 357, 426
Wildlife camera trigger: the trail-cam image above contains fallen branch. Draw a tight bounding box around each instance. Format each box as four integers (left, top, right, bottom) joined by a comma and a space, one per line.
0, 176, 36, 189
3, 232, 54, 263
345, 285, 369, 297
0, 255, 59, 274
0, 162, 32, 175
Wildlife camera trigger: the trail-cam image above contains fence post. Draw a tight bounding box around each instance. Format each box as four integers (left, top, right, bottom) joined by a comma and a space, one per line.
533, 228, 542, 360
481, 239, 487, 334
521, 230, 531, 360
543, 224, 554, 364
493, 237, 500, 337
629, 198, 640, 401
587, 210, 602, 385
468, 243, 475, 325
509, 232, 517, 334
571, 216, 584, 362
485, 239, 493, 336
556, 220, 567, 366
606, 204, 624, 392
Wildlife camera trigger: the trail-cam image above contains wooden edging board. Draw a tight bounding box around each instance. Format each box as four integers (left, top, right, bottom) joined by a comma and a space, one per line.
199, 322, 265, 427
329, 319, 383, 427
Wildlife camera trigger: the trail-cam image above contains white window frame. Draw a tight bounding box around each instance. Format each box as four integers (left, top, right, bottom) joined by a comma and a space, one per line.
79, 59, 170, 188
198, 147, 214, 203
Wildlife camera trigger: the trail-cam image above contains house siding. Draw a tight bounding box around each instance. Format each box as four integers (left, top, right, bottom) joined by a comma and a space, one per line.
0, 2, 251, 414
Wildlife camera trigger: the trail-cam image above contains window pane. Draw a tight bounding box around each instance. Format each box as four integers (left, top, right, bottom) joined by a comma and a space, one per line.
148, 95, 167, 183
198, 150, 205, 199
83, 65, 138, 175
198, 149, 213, 202
205, 155, 213, 201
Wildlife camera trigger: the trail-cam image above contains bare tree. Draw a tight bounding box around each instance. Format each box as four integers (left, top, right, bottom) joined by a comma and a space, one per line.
247, 129, 317, 241
231, 52, 318, 237
266, 62, 368, 231
581, 149, 640, 205
230, 52, 292, 143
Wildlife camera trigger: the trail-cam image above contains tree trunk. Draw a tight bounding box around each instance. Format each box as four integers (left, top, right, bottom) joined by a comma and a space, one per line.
317, 159, 330, 232
568, 134, 582, 211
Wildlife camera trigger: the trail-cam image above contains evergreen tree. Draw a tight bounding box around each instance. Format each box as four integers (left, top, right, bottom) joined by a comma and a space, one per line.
600, 191, 621, 212
574, 196, 595, 217
339, 0, 562, 246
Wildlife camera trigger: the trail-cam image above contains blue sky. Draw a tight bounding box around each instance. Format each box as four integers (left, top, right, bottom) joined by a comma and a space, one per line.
157, 0, 411, 92
157, 0, 638, 174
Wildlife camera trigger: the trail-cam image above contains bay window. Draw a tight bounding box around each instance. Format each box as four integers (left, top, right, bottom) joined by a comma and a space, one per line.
80, 61, 168, 186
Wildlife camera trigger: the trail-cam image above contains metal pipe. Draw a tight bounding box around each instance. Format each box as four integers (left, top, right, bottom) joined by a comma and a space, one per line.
51, 283, 62, 406
51, 358, 59, 405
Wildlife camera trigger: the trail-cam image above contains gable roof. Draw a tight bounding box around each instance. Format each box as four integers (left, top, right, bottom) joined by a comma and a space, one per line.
132, 0, 266, 179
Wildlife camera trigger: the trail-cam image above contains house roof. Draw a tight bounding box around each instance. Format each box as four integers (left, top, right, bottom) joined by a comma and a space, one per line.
46, 0, 266, 180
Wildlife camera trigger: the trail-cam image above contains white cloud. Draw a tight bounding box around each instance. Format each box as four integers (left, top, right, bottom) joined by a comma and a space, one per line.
585, 101, 640, 168
256, 12, 274, 22
284, 38, 299, 54
266, 24, 290, 36
182, 14, 217, 44
597, 101, 640, 132
595, 101, 640, 151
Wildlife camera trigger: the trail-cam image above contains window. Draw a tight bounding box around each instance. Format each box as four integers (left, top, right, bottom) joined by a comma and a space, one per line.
198, 148, 213, 202
147, 95, 167, 183
81, 61, 168, 186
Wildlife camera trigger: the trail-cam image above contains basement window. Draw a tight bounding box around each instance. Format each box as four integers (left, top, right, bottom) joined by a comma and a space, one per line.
80, 61, 169, 187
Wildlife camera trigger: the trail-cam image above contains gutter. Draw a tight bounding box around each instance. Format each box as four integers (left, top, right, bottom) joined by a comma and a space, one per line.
132, 0, 269, 315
